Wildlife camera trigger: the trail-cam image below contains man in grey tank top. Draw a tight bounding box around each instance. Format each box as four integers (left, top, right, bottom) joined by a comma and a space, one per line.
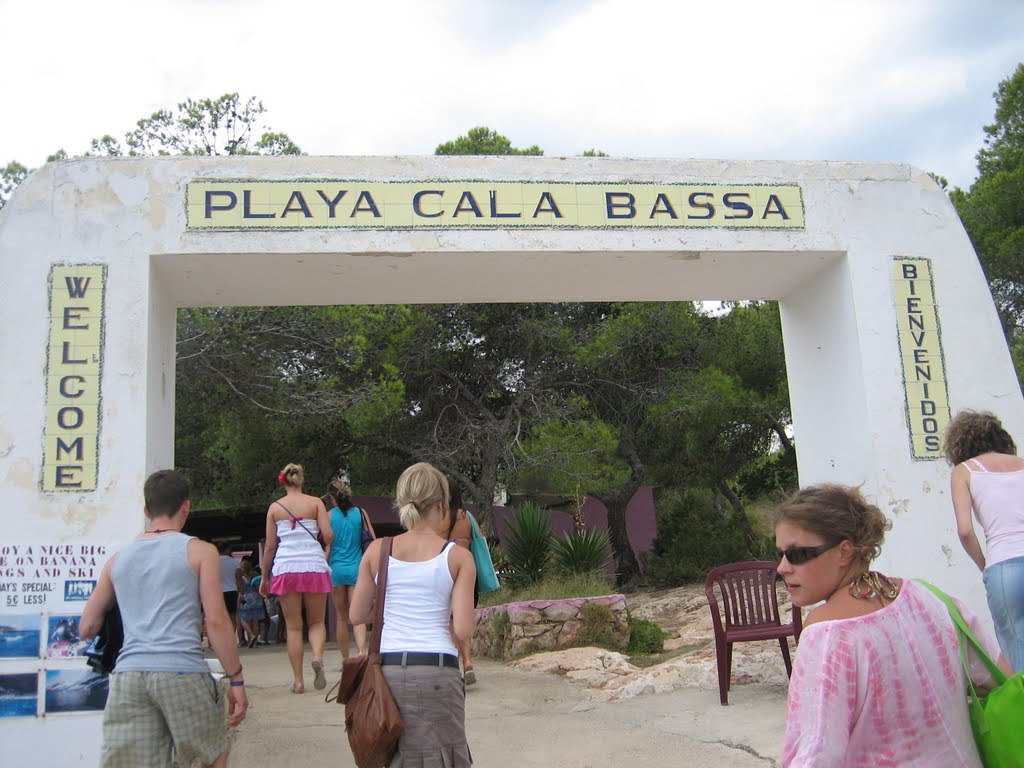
82, 470, 249, 767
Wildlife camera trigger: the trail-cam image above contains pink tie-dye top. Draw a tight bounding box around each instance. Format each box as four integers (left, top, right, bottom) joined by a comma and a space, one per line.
783, 579, 999, 767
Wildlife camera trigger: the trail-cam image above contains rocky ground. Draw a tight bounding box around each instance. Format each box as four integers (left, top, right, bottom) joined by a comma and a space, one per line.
509, 583, 798, 701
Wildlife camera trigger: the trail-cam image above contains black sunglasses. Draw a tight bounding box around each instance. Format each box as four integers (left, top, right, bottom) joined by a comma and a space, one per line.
776, 541, 839, 565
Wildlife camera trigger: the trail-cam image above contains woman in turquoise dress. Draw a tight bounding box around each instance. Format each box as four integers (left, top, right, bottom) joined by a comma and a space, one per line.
324, 479, 375, 660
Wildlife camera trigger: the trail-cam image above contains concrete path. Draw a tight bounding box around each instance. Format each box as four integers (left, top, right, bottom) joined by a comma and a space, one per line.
225, 642, 786, 767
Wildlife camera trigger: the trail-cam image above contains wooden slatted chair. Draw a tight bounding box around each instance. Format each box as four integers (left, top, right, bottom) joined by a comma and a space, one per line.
704, 560, 802, 705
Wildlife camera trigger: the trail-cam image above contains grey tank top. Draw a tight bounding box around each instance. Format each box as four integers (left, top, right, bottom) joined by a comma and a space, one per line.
111, 533, 208, 673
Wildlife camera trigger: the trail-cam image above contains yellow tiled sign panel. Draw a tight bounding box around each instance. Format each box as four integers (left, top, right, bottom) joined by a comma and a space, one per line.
892, 258, 949, 460
43, 265, 105, 491
187, 181, 804, 230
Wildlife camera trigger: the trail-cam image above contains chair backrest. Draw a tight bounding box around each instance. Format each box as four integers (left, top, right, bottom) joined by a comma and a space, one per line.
705, 560, 792, 632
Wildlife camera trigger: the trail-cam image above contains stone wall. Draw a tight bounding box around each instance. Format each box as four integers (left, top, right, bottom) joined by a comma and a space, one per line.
473, 594, 629, 659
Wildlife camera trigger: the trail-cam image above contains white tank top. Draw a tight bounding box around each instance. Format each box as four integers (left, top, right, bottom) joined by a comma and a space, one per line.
378, 541, 458, 656
273, 519, 330, 575
966, 458, 1024, 567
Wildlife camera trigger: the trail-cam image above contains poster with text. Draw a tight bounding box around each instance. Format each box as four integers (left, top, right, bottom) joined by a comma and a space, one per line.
0, 542, 111, 612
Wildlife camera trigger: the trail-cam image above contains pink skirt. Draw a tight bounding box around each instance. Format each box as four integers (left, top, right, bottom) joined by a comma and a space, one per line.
269, 571, 332, 595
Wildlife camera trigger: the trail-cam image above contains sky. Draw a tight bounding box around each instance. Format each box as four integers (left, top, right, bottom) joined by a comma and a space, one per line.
2, 0, 1023, 189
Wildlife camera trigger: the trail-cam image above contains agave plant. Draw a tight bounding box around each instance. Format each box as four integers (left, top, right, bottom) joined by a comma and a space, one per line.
502, 502, 554, 587
552, 528, 611, 575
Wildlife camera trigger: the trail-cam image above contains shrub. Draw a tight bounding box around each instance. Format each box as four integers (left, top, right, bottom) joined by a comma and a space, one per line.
552, 528, 611, 575
502, 501, 554, 588
647, 486, 774, 586
578, 601, 617, 648
627, 617, 669, 655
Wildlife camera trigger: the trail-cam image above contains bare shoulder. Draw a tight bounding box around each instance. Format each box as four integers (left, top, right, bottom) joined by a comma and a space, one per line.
188, 538, 218, 569
448, 543, 474, 567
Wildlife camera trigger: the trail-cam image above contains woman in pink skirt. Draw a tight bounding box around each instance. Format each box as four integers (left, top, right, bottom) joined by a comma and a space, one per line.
259, 462, 333, 693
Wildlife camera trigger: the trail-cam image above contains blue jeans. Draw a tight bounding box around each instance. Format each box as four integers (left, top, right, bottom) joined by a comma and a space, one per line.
984, 555, 1024, 673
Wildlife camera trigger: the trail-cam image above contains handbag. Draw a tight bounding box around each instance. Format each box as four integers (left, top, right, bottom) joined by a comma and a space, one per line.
326, 537, 404, 768
918, 580, 1024, 768
469, 512, 500, 594
84, 602, 123, 675
359, 508, 374, 553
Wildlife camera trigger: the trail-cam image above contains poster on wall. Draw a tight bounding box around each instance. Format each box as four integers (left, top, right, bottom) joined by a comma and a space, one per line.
44, 669, 108, 714
0, 614, 42, 658
46, 615, 89, 658
0, 543, 112, 613
0, 673, 38, 717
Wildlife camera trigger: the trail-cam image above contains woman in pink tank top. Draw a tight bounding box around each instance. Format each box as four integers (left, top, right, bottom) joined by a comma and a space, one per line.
945, 409, 1024, 671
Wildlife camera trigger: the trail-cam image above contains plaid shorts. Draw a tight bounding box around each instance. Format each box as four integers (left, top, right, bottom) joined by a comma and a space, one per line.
101, 671, 229, 768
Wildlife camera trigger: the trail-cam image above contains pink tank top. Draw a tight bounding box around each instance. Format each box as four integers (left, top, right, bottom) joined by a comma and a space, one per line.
966, 457, 1024, 567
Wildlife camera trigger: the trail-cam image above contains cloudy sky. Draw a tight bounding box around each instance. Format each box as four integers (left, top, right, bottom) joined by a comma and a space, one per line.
2, 0, 1022, 189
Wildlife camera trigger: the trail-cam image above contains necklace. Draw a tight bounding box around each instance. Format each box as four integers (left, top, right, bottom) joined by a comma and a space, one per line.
147, 528, 176, 534
847, 571, 900, 606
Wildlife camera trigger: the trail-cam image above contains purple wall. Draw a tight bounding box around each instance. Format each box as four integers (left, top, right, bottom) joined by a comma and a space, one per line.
354, 485, 658, 556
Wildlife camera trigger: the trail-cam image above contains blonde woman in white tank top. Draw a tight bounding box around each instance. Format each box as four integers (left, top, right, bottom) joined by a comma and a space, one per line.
946, 410, 1024, 671
351, 462, 477, 766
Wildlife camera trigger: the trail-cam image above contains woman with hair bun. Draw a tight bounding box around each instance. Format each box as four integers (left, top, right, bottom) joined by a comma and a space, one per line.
776, 483, 1008, 767
259, 463, 333, 694
945, 409, 1024, 672
351, 462, 476, 766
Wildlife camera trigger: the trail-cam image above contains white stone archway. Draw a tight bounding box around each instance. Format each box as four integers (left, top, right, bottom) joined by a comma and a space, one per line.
1, 155, 1020, 762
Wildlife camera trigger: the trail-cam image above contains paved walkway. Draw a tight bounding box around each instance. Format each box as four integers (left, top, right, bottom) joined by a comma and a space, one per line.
224, 642, 787, 767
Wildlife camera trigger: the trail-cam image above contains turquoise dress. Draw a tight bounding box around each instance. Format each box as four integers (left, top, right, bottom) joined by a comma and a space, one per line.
329, 506, 363, 586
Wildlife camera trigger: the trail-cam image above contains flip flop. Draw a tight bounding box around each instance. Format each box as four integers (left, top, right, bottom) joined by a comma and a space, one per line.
464, 668, 477, 685
312, 659, 327, 690
291, 683, 304, 694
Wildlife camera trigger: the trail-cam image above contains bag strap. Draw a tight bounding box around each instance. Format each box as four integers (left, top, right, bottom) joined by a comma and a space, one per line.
916, 579, 1007, 684
274, 500, 319, 544
917, 579, 1004, 737
370, 537, 393, 657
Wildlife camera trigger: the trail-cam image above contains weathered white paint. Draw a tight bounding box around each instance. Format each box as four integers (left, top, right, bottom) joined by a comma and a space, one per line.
1, 155, 1020, 763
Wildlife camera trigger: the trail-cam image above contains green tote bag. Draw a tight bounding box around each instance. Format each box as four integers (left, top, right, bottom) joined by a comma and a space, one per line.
918, 580, 1024, 768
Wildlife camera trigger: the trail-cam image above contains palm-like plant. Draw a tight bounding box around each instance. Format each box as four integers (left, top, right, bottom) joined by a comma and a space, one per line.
503, 502, 554, 587
552, 529, 611, 575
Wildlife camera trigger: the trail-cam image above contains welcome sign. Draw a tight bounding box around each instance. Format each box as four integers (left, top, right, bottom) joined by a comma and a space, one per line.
42, 265, 105, 491
187, 180, 804, 230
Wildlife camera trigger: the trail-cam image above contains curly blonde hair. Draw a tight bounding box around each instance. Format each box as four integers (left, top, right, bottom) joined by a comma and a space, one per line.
943, 410, 1016, 466
774, 483, 892, 567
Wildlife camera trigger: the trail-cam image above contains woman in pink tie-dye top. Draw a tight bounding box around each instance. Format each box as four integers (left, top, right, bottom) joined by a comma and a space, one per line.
776, 483, 1009, 767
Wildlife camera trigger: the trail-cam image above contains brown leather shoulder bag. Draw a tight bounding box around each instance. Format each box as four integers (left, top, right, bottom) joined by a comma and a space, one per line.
326, 537, 404, 768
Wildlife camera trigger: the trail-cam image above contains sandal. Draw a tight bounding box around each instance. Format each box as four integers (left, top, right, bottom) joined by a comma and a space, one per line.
312, 659, 327, 691
464, 668, 477, 686
291, 682, 304, 694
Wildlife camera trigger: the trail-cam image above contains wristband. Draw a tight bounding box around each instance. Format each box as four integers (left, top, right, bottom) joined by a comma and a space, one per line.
229, 679, 245, 687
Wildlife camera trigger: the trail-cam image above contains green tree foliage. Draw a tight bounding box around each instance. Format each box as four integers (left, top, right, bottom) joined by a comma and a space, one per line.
435, 126, 542, 156
0, 161, 28, 211
647, 486, 774, 585
952, 64, 1024, 349
1, 93, 300, 211
123, 93, 302, 156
